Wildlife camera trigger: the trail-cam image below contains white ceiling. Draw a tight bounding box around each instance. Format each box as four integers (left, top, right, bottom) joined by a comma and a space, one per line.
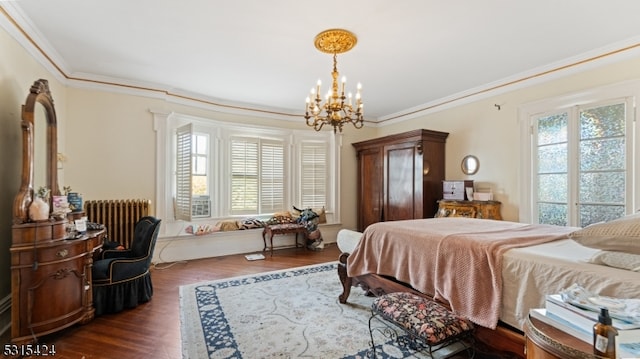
5, 1, 640, 122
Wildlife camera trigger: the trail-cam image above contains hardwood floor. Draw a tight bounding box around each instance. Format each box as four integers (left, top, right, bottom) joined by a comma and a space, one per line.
11, 243, 342, 359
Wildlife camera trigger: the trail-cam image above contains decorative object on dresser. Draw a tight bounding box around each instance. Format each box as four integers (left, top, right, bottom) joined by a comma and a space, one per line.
443, 180, 474, 201
435, 200, 502, 220
11, 79, 106, 345
352, 129, 449, 232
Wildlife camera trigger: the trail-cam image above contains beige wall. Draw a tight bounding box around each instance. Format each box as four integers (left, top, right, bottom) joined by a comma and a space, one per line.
62, 88, 376, 233
4, 16, 640, 303
376, 57, 640, 221
0, 25, 67, 309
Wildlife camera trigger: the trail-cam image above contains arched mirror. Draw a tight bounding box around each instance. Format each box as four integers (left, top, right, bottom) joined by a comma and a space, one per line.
13, 79, 60, 223
461, 155, 479, 175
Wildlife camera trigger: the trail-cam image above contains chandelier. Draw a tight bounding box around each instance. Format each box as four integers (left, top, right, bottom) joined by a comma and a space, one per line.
304, 29, 364, 133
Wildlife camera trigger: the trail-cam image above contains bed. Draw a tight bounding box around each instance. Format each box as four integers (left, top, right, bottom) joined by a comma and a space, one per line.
337, 216, 640, 357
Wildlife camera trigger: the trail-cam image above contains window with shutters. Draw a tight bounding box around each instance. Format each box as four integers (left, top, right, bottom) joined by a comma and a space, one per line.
170, 114, 337, 223
175, 125, 212, 220
175, 124, 193, 221
299, 141, 327, 209
230, 137, 285, 215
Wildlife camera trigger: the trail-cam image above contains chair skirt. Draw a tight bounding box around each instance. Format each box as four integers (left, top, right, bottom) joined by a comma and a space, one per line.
93, 273, 153, 316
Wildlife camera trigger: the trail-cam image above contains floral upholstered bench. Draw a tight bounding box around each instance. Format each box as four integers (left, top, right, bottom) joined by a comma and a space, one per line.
369, 292, 475, 358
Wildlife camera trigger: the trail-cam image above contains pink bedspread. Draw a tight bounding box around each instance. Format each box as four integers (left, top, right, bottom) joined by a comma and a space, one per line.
346, 217, 575, 329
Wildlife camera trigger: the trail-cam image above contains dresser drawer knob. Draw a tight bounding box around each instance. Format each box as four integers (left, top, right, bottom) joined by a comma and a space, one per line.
56, 249, 69, 258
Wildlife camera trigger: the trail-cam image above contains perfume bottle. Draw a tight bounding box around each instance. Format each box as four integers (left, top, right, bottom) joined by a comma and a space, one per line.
593, 307, 618, 358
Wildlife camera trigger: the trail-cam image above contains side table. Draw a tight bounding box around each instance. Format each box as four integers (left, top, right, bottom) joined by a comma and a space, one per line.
262, 223, 307, 256
524, 315, 605, 359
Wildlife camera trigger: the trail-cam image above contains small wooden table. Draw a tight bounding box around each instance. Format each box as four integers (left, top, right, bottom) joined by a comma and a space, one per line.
262, 223, 307, 256
524, 315, 605, 359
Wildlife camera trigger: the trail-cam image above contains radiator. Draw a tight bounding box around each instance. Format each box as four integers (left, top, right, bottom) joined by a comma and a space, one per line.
84, 199, 152, 249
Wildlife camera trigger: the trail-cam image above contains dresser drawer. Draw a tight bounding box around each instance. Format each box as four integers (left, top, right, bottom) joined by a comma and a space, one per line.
14, 240, 87, 265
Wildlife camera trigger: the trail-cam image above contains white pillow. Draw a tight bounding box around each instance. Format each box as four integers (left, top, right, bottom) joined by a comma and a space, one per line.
589, 251, 640, 271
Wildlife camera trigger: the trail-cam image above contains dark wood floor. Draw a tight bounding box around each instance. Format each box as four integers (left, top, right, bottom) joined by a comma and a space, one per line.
9, 243, 342, 359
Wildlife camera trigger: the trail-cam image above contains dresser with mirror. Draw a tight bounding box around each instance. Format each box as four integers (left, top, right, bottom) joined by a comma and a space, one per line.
10, 79, 105, 344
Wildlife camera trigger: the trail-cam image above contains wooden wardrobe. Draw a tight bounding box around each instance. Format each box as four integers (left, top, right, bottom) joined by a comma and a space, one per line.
352, 129, 448, 232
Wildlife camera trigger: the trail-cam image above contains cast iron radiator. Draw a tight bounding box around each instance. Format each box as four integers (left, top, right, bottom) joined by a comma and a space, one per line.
84, 199, 152, 249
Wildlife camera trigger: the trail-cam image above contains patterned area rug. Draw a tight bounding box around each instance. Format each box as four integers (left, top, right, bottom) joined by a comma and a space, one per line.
179, 262, 470, 358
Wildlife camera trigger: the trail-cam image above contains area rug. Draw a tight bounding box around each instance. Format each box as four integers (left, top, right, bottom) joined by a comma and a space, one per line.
179, 262, 469, 358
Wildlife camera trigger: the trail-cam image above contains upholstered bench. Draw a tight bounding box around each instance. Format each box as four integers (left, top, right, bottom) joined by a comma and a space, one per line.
369, 292, 475, 358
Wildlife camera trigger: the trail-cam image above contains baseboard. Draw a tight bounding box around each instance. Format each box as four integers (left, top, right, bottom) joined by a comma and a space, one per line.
152, 224, 341, 264
0, 293, 11, 340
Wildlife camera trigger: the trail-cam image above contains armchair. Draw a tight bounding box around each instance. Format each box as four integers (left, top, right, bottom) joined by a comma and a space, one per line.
92, 216, 161, 315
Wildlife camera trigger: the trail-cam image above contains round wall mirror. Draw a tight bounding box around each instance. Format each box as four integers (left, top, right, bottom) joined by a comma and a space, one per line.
461, 155, 479, 175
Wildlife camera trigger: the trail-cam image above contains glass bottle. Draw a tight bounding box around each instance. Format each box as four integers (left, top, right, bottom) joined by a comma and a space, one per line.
593, 307, 618, 358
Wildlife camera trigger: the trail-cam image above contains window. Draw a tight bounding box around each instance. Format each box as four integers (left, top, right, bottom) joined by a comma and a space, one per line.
300, 141, 327, 209
192, 133, 209, 196
230, 137, 285, 215
534, 102, 628, 226
175, 125, 212, 220
520, 82, 638, 226
166, 112, 337, 223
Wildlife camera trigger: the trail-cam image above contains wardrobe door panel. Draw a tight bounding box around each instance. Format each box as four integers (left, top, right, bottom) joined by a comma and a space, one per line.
357, 148, 382, 231
385, 144, 417, 222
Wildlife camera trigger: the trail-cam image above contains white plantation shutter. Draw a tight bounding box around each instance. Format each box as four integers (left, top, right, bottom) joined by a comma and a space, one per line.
230, 138, 286, 214
231, 138, 259, 214
300, 141, 327, 209
175, 124, 193, 221
260, 141, 285, 212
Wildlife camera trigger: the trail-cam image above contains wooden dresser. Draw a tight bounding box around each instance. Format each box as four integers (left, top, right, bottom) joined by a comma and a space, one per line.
10, 79, 106, 345
435, 200, 502, 220
352, 129, 449, 232
11, 221, 105, 344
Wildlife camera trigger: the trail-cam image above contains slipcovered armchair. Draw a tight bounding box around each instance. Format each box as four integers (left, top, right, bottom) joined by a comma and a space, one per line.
92, 216, 161, 315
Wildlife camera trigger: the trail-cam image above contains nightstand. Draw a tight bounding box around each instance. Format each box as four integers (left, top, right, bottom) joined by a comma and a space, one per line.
524, 315, 605, 359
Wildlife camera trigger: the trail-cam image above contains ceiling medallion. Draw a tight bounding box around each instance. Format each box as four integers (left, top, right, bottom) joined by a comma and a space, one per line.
304, 29, 364, 133
314, 29, 358, 54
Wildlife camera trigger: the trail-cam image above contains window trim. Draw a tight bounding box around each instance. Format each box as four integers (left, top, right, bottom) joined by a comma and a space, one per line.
518, 80, 639, 224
